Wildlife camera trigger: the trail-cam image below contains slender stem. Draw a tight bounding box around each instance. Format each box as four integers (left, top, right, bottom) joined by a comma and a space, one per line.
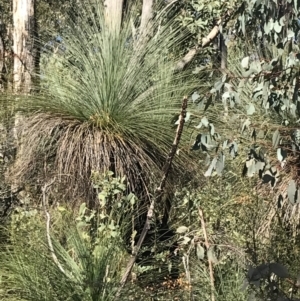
198, 207, 215, 301
115, 96, 188, 299
42, 178, 65, 274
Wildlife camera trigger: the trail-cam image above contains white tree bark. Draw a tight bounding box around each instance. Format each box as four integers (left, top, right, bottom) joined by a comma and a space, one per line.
104, 0, 124, 33
0, 34, 4, 91
176, 20, 222, 71
140, 0, 153, 36
13, 0, 35, 93
12, 0, 36, 194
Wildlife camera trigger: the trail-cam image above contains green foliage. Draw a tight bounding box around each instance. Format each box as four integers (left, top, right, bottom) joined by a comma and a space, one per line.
0, 202, 128, 301
4, 0, 300, 299
13, 0, 203, 201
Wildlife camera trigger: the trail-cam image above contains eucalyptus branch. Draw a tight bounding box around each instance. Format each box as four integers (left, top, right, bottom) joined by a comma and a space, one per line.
115, 96, 188, 299
42, 178, 65, 275
175, 19, 222, 71
198, 207, 215, 301
174, 2, 243, 72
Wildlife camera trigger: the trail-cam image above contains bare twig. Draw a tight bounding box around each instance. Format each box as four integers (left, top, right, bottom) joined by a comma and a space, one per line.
115, 96, 188, 299
199, 207, 215, 301
42, 178, 65, 274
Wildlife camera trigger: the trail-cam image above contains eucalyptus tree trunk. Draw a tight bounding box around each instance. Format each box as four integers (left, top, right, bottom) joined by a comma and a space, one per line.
104, 0, 124, 33
104, 0, 154, 36
11, 0, 37, 194
140, 0, 153, 36
0, 31, 4, 92
13, 0, 36, 93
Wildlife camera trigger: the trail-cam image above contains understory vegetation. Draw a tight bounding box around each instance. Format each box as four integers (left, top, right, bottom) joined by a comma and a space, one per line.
1, 0, 300, 300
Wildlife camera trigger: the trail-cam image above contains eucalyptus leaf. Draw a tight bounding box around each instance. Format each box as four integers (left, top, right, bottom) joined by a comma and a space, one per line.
247, 159, 256, 177
195, 122, 202, 129
176, 226, 188, 234
250, 61, 262, 73
222, 91, 231, 100
274, 21, 282, 33
272, 129, 280, 148
242, 119, 251, 133
277, 148, 287, 162
192, 92, 200, 102
287, 180, 297, 204
185, 112, 191, 122
238, 79, 245, 94
257, 130, 265, 138
180, 236, 191, 245
79, 202, 86, 216
279, 15, 285, 26
204, 157, 217, 177
247, 103, 256, 115
214, 80, 223, 91
241, 56, 250, 69
175, 112, 191, 124
209, 123, 215, 136
215, 152, 225, 175
255, 161, 265, 173
204, 153, 211, 167
196, 244, 205, 260
201, 116, 209, 127
287, 29, 295, 38
207, 246, 218, 263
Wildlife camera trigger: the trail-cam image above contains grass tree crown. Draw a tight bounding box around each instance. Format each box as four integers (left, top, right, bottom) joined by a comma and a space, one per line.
14, 1, 203, 200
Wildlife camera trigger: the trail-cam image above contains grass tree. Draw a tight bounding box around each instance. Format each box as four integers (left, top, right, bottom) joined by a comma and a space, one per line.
12, 0, 203, 203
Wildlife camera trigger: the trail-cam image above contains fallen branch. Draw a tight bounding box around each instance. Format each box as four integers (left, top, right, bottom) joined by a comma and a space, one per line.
41, 178, 65, 274
199, 207, 215, 301
115, 96, 188, 299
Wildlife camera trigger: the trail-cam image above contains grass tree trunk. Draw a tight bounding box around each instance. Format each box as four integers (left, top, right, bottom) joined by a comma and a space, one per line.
13, 0, 36, 93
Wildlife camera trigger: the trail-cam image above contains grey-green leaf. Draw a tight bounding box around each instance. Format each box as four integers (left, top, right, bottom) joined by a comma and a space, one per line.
287, 180, 297, 204
176, 226, 188, 234
196, 244, 205, 260
209, 123, 215, 136
242, 119, 251, 133
192, 92, 200, 102
201, 116, 209, 127
274, 21, 282, 33
272, 130, 280, 148
185, 112, 191, 122
207, 246, 218, 263
287, 29, 295, 38
204, 157, 217, 177
241, 56, 250, 69
215, 153, 225, 175
247, 103, 256, 115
